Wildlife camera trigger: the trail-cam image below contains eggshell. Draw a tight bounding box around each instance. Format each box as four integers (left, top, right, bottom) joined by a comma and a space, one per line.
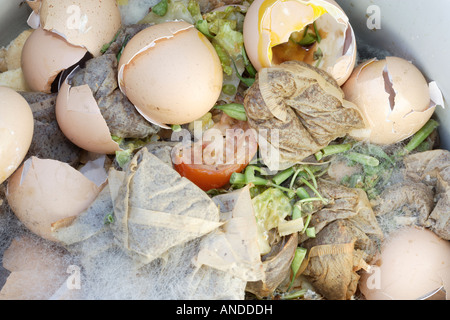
0, 235, 70, 300
6, 156, 105, 242
21, 27, 88, 93
359, 227, 450, 300
118, 20, 223, 127
342, 57, 435, 145
0, 86, 34, 184
30, 0, 122, 57
243, 0, 356, 85
55, 78, 121, 155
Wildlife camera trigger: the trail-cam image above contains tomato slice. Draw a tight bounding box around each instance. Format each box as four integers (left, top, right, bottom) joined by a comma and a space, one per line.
173, 162, 248, 191
172, 114, 258, 191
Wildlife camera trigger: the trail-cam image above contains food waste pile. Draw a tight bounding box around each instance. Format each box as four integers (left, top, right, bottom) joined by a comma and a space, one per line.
0, 0, 449, 300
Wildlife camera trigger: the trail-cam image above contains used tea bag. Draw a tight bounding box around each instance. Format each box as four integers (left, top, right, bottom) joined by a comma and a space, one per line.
299, 220, 371, 300
244, 60, 364, 171
109, 148, 222, 264
195, 185, 265, 282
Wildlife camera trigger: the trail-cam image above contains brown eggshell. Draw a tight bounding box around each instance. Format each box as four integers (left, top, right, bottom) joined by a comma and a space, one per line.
36, 0, 122, 57
55, 79, 120, 155
6, 157, 104, 242
0, 86, 34, 184
0, 235, 70, 300
342, 57, 435, 145
21, 27, 87, 93
118, 21, 223, 127
359, 227, 450, 300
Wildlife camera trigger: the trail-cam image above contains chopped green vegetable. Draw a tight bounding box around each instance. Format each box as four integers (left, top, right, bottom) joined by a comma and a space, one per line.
345, 152, 380, 167
115, 148, 133, 169
306, 227, 316, 238
272, 167, 295, 185
214, 103, 247, 121
187, 0, 202, 21
296, 187, 310, 200
403, 119, 439, 154
315, 143, 352, 161
313, 21, 321, 43
100, 30, 121, 54
221, 84, 237, 96
104, 213, 115, 225
152, 0, 169, 16
287, 247, 307, 291
212, 42, 233, 75
195, 19, 215, 38
252, 187, 293, 254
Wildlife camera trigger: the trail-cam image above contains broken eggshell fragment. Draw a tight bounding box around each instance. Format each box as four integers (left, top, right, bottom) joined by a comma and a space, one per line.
243, 0, 357, 86
26, 0, 122, 58
21, 27, 88, 93
6, 156, 107, 242
55, 76, 121, 155
342, 57, 440, 145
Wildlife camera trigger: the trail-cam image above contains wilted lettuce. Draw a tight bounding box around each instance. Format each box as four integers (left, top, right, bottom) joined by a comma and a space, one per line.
252, 188, 293, 255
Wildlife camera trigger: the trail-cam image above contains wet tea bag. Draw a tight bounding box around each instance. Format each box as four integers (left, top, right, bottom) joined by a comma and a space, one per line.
195, 185, 265, 282
109, 148, 222, 264
244, 60, 364, 171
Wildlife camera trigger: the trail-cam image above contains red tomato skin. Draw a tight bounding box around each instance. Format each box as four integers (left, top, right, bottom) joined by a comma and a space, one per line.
173, 162, 247, 191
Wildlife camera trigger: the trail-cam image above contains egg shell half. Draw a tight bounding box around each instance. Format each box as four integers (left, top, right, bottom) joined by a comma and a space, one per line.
21, 27, 87, 93
118, 20, 223, 127
34, 0, 122, 57
343, 57, 435, 145
6, 157, 104, 242
0, 86, 34, 184
243, 0, 356, 85
359, 227, 450, 300
55, 78, 121, 155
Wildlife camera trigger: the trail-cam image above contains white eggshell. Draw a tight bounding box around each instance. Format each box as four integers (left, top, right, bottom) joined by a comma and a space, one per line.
359, 227, 450, 300
0, 86, 34, 184
118, 20, 223, 127
6, 157, 105, 242
55, 78, 121, 155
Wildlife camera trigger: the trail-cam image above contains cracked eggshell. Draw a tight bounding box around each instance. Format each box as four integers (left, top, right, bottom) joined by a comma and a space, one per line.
27, 0, 122, 58
21, 27, 87, 93
359, 227, 450, 300
118, 20, 223, 127
243, 0, 356, 85
6, 156, 106, 242
0, 87, 34, 185
342, 57, 435, 145
0, 235, 71, 300
55, 78, 121, 155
